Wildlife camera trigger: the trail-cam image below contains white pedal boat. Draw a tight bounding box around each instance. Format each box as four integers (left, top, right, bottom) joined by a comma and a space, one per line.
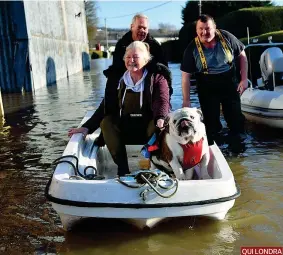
241, 43, 283, 128
45, 111, 240, 230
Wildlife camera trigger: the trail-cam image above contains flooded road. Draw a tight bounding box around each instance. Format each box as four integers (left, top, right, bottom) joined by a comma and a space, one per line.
0, 59, 282, 254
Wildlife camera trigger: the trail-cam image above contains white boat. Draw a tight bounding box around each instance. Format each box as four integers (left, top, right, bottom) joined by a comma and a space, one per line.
241, 42, 283, 128
45, 111, 240, 230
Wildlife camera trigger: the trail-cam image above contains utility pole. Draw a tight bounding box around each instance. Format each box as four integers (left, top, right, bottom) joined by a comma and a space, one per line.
247, 27, 250, 44
104, 18, 109, 51
198, 0, 202, 16
0, 88, 4, 119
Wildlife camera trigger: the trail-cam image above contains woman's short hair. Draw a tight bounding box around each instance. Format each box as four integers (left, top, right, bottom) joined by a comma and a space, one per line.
124, 41, 152, 63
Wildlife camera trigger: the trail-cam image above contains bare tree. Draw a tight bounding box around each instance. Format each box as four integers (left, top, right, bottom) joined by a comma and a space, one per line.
85, 0, 99, 47
158, 23, 177, 36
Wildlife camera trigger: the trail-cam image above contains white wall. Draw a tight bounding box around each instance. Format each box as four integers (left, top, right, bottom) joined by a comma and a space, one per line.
24, 0, 89, 90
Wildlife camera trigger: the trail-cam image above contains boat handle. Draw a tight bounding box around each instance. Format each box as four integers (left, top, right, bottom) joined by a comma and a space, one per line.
247, 79, 253, 89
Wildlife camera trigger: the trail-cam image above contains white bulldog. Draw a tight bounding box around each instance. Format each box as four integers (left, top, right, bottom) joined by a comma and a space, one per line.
151, 107, 210, 180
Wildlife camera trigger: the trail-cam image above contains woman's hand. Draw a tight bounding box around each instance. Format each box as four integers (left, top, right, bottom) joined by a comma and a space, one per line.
156, 119, 165, 129
68, 127, 89, 138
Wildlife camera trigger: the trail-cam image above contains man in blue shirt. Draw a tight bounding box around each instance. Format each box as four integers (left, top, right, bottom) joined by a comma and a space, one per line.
181, 14, 248, 152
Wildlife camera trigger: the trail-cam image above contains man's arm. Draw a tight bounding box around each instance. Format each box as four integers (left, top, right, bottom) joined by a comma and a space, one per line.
103, 33, 130, 78
237, 50, 248, 95
181, 71, 192, 107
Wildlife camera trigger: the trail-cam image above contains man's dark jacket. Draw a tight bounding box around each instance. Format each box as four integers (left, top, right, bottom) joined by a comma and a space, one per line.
82, 31, 168, 133
104, 31, 167, 78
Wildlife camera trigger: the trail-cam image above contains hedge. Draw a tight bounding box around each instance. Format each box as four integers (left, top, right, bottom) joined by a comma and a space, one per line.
161, 39, 181, 63
217, 7, 283, 39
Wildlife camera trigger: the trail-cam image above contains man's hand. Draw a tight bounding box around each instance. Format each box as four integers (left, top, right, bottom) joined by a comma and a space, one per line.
237, 79, 248, 95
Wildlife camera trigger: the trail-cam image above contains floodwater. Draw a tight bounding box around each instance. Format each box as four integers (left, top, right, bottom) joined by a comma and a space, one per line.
0, 59, 283, 255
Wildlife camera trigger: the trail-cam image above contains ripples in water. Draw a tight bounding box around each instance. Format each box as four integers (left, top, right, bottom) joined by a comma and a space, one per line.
0, 59, 283, 254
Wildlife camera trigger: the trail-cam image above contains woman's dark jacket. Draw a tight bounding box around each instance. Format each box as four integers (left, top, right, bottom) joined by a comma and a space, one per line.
82, 61, 172, 134
82, 31, 168, 133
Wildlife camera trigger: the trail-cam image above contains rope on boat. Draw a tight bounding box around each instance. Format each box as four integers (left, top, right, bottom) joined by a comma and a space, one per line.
117, 170, 178, 201
52, 155, 105, 180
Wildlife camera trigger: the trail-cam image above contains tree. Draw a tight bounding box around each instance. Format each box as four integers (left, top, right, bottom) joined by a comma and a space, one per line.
85, 0, 99, 47
158, 23, 177, 35
181, 1, 273, 24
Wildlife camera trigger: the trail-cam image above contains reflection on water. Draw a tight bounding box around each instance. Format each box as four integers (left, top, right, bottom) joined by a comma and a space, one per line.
0, 59, 283, 254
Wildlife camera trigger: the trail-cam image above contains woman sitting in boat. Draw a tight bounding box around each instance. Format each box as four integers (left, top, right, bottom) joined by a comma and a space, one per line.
68, 41, 171, 176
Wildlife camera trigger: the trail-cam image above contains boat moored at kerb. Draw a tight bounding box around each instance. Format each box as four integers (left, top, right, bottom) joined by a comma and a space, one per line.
241, 42, 283, 128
